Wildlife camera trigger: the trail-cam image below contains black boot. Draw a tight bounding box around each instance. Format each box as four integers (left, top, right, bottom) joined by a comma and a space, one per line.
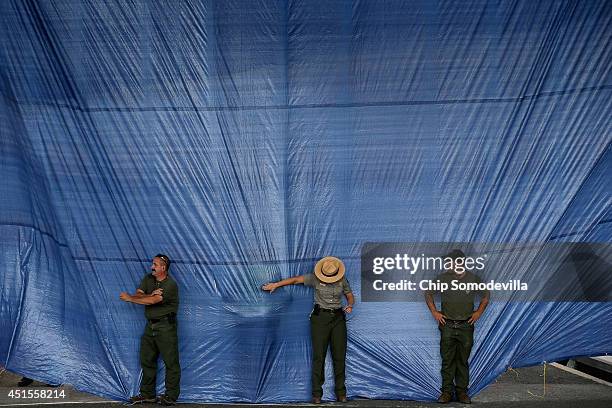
18, 377, 34, 387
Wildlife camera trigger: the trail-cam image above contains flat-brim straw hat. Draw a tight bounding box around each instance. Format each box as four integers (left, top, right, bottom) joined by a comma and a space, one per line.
314, 256, 345, 283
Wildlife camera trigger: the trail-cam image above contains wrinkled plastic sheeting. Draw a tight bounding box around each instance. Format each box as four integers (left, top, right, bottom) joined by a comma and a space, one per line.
0, 0, 611, 403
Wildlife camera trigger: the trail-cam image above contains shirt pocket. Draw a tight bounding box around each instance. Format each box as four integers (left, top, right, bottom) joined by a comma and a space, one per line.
324, 284, 343, 303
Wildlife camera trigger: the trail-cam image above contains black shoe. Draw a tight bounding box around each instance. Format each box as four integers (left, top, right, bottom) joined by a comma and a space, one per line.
337, 395, 348, 403
312, 395, 322, 404
128, 394, 156, 404
457, 391, 471, 404
158, 394, 176, 406
437, 392, 452, 403
18, 377, 34, 387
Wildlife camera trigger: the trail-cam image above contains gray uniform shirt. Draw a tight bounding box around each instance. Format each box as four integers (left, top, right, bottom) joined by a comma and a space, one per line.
303, 273, 352, 309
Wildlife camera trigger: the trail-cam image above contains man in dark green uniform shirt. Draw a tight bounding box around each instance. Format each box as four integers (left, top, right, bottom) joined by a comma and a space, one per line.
120, 254, 180, 406
425, 250, 489, 404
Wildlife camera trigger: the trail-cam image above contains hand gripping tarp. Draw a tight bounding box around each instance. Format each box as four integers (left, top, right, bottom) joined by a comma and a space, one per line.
0, 0, 610, 403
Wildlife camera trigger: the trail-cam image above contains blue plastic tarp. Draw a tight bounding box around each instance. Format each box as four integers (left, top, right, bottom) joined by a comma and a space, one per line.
0, 0, 610, 403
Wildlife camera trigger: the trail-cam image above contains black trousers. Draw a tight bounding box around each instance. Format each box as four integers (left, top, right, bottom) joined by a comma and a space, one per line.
139, 319, 181, 400
439, 321, 474, 394
310, 309, 347, 398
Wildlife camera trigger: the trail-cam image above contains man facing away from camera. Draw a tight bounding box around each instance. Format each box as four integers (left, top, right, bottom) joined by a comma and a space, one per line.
120, 254, 180, 406
425, 249, 489, 404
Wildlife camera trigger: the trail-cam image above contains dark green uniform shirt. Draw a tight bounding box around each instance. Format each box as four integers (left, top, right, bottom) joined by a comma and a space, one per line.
430, 271, 488, 321
138, 274, 179, 320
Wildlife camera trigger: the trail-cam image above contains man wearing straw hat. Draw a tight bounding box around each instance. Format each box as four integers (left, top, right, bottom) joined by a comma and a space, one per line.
262, 256, 355, 404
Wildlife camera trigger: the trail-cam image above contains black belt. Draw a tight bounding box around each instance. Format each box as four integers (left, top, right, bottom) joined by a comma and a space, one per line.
446, 319, 469, 324
445, 319, 470, 328
314, 304, 343, 314
148, 314, 175, 324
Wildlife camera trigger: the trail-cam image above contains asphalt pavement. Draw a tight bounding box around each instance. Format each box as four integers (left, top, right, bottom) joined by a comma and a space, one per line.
0, 363, 610, 408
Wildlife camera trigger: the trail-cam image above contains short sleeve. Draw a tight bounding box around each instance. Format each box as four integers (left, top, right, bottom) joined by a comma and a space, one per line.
163, 282, 178, 304
303, 273, 316, 287
426, 273, 445, 295
342, 278, 352, 295
138, 276, 149, 293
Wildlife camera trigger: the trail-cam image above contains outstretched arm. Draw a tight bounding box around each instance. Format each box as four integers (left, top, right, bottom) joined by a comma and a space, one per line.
262, 276, 305, 293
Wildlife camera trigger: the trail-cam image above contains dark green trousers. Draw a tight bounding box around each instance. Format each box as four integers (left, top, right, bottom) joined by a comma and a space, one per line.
439, 322, 474, 394
310, 309, 347, 398
140, 320, 181, 400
